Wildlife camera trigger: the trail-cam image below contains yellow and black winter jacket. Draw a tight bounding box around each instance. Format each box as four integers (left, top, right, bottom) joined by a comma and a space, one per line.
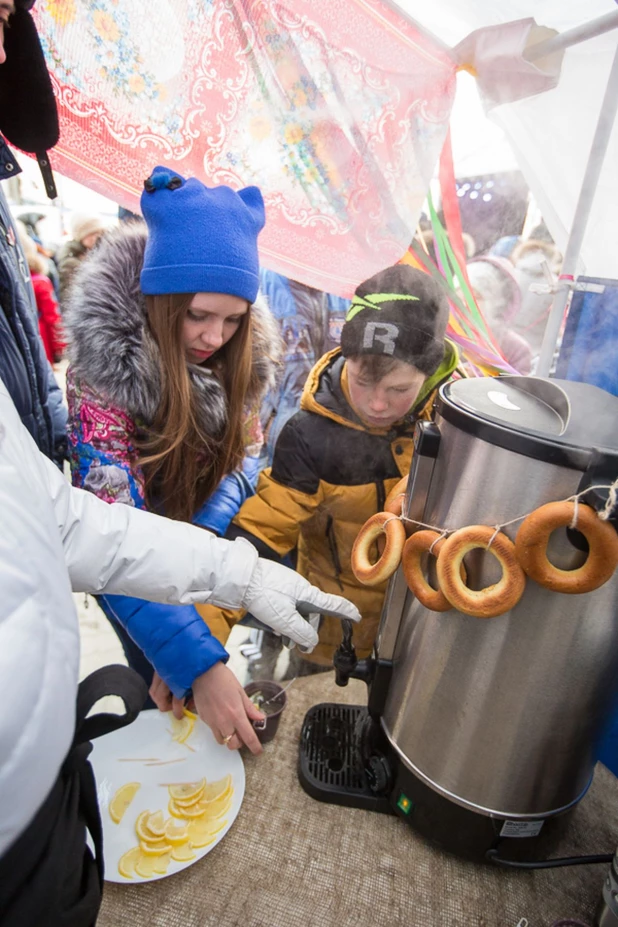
202, 344, 458, 664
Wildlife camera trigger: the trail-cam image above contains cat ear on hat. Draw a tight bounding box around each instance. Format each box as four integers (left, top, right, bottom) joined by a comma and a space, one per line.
238, 186, 266, 232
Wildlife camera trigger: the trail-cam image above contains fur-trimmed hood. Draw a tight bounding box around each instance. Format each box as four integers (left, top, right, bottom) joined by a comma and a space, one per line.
64, 222, 281, 430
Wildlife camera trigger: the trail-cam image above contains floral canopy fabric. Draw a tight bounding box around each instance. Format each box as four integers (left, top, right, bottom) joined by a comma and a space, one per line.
35, 0, 456, 296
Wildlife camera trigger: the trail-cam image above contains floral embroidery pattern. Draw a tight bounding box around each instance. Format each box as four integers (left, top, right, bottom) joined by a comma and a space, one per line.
67, 371, 264, 513
33, 0, 454, 296
67, 371, 147, 509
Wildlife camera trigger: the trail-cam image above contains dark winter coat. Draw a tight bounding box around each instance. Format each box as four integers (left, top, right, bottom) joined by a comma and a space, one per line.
200, 343, 459, 664
0, 143, 67, 464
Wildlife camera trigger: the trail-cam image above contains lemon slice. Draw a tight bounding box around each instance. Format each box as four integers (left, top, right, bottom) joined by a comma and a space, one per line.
135, 852, 165, 878
118, 846, 141, 879
171, 787, 232, 821
146, 810, 166, 837
135, 810, 151, 841
188, 832, 218, 850
168, 779, 206, 803
168, 798, 209, 819
164, 819, 190, 846
135, 811, 169, 849
140, 832, 168, 849
139, 839, 172, 857
167, 800, 188, 820
173, 793, 205, 809
109, 782, 141, 824
188, 816, 227, 848
200, 790, 233, 820
152, 852, 172, 875
169, 711, 195, 744
171, 843, 196, 862
201, 775, 232, 803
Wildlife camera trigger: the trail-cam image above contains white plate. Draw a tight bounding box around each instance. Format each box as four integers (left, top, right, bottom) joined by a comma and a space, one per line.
90, 709, 245, 883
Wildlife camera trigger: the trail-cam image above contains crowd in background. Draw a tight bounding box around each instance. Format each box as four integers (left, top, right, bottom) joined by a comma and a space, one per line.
9, 184, 563, 687
13, 193, 562, 463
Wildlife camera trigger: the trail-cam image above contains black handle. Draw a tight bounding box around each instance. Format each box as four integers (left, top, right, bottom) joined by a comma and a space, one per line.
576, 448, 618, 526
74, 664, 148, 745
414, 419, 441, 459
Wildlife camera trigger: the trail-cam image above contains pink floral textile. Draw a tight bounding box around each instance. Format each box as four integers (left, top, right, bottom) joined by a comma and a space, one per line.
67, 369, 264, 510
34, 0, 455, 296
66, 370, 148, 508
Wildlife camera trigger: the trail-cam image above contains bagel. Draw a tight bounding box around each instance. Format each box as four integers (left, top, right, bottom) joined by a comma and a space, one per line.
515, 501, 618, 594
384, 475, 408, 517
402, 530, 464, 612
436, 526, 526, 619
351, 511, 406, 586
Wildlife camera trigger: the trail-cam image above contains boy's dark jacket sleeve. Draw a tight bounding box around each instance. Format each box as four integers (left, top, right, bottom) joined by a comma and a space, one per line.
226, 413, 324, 557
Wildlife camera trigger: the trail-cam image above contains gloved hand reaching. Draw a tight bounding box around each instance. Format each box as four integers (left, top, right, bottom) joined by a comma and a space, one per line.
149, 560, 361, 754
240, 559, 361, 651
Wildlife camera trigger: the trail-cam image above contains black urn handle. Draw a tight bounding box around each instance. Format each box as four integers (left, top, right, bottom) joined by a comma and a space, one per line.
576, 448, 618, 527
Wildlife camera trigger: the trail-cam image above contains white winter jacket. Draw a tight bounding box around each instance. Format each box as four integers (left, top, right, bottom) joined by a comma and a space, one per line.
0, 379, 258, 856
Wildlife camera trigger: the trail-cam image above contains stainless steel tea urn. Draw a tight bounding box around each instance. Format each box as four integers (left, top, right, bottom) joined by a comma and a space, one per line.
377, 375, 618, 837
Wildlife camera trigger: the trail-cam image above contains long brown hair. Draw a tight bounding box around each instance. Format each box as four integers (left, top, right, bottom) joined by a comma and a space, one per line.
138, 292, 258, 522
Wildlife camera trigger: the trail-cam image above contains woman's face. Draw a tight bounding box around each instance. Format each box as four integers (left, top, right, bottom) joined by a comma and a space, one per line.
182, 292, 249, 364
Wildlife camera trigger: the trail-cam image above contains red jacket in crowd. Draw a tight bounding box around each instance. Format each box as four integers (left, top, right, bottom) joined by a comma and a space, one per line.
31, 272, 65, 364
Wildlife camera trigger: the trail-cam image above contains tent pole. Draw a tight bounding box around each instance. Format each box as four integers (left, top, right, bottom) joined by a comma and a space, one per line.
536, 42, 618, 378
524, 10, 618, 61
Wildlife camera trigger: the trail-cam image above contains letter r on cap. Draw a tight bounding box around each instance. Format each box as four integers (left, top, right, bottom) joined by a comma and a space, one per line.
362, 321, 399, 355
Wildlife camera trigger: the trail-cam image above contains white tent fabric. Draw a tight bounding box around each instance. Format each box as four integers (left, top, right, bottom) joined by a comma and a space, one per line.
391, 0, 616, 48
449, 75, 519, 176
394, 0, 618, 278
492, 29, 618, 279
34, 0, 618, 282
453, 20, 563, 108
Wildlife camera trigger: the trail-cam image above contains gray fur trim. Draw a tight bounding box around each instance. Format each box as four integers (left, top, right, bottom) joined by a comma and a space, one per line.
64, 223, 281, 431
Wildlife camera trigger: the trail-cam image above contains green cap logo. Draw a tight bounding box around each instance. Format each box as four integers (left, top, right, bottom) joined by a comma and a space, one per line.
346, 291, 419, 322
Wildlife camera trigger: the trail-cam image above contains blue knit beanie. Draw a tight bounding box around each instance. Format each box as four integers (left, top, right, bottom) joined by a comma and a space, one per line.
140, 166, 265, 303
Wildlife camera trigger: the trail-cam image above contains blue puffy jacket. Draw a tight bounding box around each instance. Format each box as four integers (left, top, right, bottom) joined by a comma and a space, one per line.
98, 466, 258, 695
193, 464, 258, 535
98, 594, 229, 698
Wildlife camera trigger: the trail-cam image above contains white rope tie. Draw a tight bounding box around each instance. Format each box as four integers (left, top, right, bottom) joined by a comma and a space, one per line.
486, 526, 501, 551
569, 494, 580, 530
400, 514, 452, 533
429, 531, 448, 555
599, 476, 618, 522
384, 479, 617, 538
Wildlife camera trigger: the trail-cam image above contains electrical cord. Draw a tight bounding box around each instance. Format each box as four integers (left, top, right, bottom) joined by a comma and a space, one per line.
486, 848, 613, 870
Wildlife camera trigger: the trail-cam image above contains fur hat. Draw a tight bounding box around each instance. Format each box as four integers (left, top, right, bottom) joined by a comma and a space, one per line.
70, 213, 106, 244
340, 265, 449, 375
140, 166, 265, 303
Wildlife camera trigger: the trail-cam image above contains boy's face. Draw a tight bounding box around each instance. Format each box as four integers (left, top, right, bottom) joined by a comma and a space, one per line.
346, 358, 425, 428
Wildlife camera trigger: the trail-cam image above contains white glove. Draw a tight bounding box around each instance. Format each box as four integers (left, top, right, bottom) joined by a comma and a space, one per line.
241, 559, 361, 652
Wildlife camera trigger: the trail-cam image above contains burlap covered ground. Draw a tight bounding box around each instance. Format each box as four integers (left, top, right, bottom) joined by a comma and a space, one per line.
98, 674, 617, 927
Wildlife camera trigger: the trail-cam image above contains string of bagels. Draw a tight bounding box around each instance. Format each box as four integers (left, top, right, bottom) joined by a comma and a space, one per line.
351, 474, 618, 619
